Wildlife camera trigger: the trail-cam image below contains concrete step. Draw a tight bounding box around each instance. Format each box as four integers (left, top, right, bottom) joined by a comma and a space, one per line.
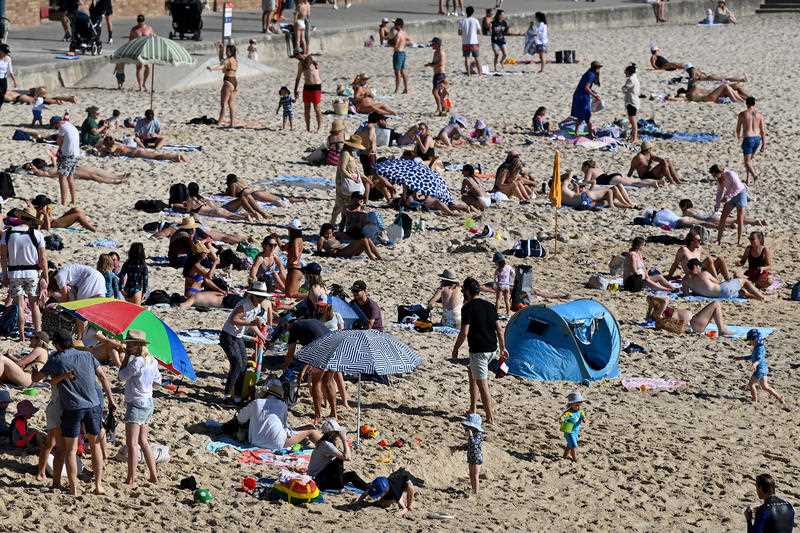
756, 6, 800, 11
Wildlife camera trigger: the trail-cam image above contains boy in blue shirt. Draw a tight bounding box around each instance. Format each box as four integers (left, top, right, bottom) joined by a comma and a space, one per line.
733, 329, 784, 404
560, 391, 587, 462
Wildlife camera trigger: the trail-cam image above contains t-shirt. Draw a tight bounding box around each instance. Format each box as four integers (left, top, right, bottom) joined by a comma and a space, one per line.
56, 264, 106, 300
0, 226, 45, 279
222, 296, 267, 338
534, 22, 548, 45
80, 116, 101, 146
58, 122, 81, 158
134, 117, 161, 138
307, 440, 340, 477
461, 298, 498, 353
118, 356, 161, 407
748, 344, 768, 375
40, 348, 100, 411
458, 17, 481, 46
288, 319, 329, 346
33, 97, 45, 113
490, 20, 509, 45
354, 298, 383, 331
236, 397, 289, 451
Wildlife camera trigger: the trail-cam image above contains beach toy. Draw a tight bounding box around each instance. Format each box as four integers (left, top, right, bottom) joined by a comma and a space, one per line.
464, 217, 477, 230
194, 488, 213, 504
377, 438, 389, 448
242, 476, 257, 492
706, 330, 717, 338
290, 443, 302, 452
376, 451, 393, 464
360, 424, 378, 439
393, 438, 406, 448
22, 388, 38, 396
271, 479, 322, 505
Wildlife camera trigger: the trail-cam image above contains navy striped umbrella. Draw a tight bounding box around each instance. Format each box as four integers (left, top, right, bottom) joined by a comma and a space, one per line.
374, 158, 454, 204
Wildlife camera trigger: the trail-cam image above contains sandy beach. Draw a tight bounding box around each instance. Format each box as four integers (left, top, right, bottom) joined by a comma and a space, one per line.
0, 13, 799, 531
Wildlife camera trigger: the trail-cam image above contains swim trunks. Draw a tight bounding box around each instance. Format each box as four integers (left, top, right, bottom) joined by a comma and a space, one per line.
462, 44, 479, 58
302, 83, 322, 105
741, 135, 761, 156
725, 190, 748, 209
433, 72, 446, 89
392, 50, 406, 71
719, 278, 743, 299
57, 155, 79, 178
360, 152, 376, 176
626, 104, 638, 117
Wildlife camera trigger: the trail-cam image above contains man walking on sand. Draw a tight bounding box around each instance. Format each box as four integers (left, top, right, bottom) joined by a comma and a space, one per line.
736, 96, 766, 184
293, 51, 323, 132
129, 15, 154, 91
458, 6, 482, 76
452, 277, 507, 425
426, 37, 448, 114
392, 19, 410, 95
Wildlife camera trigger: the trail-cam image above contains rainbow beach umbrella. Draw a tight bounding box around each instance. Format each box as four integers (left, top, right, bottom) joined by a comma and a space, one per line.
60, 298, 196, 381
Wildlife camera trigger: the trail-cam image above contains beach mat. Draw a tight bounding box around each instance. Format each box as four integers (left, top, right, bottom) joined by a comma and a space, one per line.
640, 320, 776, 339
240, 448, 313, 469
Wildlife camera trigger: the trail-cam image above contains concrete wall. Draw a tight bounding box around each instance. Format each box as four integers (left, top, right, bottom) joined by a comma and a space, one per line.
7, 0, 42, 27
15, 0, 765, 88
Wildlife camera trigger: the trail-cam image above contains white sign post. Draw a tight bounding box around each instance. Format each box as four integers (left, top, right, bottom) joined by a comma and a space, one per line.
222, 2, 233, 43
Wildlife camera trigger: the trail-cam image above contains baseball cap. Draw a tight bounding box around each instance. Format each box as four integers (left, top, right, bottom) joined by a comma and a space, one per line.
351, 280, 367, 292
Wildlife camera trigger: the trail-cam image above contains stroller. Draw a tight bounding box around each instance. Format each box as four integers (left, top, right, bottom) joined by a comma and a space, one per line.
168, 0, 204, 41
69, 9, 102, 55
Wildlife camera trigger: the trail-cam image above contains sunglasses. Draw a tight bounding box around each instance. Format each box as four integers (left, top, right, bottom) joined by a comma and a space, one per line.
265, 242, 277, 247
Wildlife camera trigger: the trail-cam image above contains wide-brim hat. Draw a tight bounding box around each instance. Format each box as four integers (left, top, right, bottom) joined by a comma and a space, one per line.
124, 329, 149, 346
191, 240, 211, 254
245, 281, 272, 298
321, 418, 345, 434
566, 391, 585, 404
438, 269, 458, 282
462, 413, 484, 432
344, 134, 366, 150
178, 217, 199, 230
31, 194, 53, 208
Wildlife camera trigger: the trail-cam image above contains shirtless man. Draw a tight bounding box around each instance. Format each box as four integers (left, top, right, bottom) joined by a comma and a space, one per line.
293, 52, 323, 132
628, 141, 681, 184
428, 270, 463, 328
736, 96, 766, 184
682, 258, 765, 300
666, 228, 731, 280
646, 294, 732, 336
392, 19, 410, 94
426, 37, 448, 115
129, 15, 154, 91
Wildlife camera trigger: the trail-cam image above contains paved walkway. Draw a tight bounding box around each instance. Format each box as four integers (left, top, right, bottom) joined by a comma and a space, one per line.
9, 0, 646, 69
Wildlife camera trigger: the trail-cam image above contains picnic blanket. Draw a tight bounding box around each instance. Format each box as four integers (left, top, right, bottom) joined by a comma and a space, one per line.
241, 449, 313, 469
640, 320, 775, 339
622, 377, 686, 391
638, 119, 720, 143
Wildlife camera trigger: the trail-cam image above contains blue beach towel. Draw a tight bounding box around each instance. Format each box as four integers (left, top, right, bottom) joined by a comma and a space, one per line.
640, 320, 775, 339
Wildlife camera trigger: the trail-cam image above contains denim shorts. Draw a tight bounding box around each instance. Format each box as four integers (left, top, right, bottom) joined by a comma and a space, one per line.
725, 190, 748, 209
125, 398, 154, 425
61, 406, 102, 438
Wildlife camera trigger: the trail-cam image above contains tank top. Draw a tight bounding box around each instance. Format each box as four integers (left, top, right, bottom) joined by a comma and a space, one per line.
222, 296, 266, 338
747, 247, 767, 270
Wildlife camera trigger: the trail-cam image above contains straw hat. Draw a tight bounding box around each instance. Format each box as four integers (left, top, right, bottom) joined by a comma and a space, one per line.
191, 240, 211, 254
640, 141, 653, 153
330, 119, 345, 133
438, 269, 458, 283
352, 73, 370, 85
344, 134, 366, 150
245, 281, 272, 298
178, 217, 199, 230
124, 330, 149, 356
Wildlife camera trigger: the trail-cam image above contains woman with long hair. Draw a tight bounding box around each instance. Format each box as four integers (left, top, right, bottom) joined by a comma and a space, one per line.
208, 42, 239, 127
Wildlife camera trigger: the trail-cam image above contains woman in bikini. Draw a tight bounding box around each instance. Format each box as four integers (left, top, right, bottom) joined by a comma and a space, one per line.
460, 164, 491, 212
224, 174, 292, 207
248, 234, 287, 291
284, 220, 305, 298
171, 182, 250, 222
581, 159, 663, 189
294, 0, 310, 54
559, 172, 635, 209
208, 42, 239, 127
646, 294, 732, 336
738, 230, 773, 289
97, 136, 188, 162
31, 194, 97, 231
492, 154, 535, 203
3, 87, 77, 105
317, 222, 382, 260
649, 47, 684, 71
676, 81, 749, 103
182, 242, 226, 300
623, 237, 674, 292
25, 157, 128, 185
351, 74, 397, 116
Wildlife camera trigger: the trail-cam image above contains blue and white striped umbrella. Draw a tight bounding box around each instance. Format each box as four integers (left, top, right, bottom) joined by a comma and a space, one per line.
297, 330, 422, 376
374, 158, 454, 204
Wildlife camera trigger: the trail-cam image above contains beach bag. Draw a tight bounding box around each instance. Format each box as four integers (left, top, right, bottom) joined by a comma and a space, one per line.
44, 234, 64, 251
168, 183, 189, 206
413, 319, 433, 333
12, 130, 33, 141
325, 148, 341, 166
0, 171, 15, 199
10, 414, 34, 447
394, 212, 413, 239
0, 305, 19, 337
134, 199, 168, 213
791, 281, 800, 301
397, 304, 429, 324
512, 239, 546, 259
587, 274, 611, 291
144, 289, 171, 305
591, 98, 605, 113
608, 254, 626, 277
511, 265, 533, 309
655, 316, 686, 334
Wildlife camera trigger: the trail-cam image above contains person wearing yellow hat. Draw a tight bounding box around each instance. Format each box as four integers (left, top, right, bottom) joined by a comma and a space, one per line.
324, 119, 346, 167
331, 134, 367, 226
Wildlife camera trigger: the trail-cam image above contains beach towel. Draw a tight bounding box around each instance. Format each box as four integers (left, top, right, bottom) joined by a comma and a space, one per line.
240, 448, 313, 468
178, 329, 220, 345
55, 55, 81, 60
148, 256, 171, 266
208, 194, 279, 210
162, 144, 203, 153
638, 119, 720, 143
640, 320, 775, 339
650, 290, 748, 303
87, 239, 120, 248
622, 377, 686, 391
206, 435, 261, 453
254, 175, 334, 189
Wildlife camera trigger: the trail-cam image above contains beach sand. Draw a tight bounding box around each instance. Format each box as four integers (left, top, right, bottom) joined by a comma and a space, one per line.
0, 14, 798, 531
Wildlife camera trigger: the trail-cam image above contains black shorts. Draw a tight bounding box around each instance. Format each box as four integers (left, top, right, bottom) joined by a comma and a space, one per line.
94, 0, 113, 15
595, 173, 621, 186
626, 104, 638, 117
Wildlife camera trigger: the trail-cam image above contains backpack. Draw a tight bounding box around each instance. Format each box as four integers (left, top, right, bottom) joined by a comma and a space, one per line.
134, 200, 168, 213
168, 183, 189, 206
511, 265, 534, 309
44, 234, 64, 251
0, 305, 19, 337
0, 172, 15, 200
144, 289, 171, 305
791, 281, 800, 302
397, 304, 430, 324
512, 239, 546, 259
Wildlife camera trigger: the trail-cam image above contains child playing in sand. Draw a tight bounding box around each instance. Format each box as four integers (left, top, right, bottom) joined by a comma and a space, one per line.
118, 330, 162, 486
560, 392, 587, 462
463, 413, 484, 494
114, 63, 125, 90
732, 329, 785, 404
493, 252, 513, 317
247, 39, 259, 61
31, 88, 46, 127
276, 86, 295, 130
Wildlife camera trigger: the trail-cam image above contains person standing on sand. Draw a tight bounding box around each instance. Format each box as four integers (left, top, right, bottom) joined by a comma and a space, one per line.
426, 37, 447, 114
452, 277, 506, 425
392, 19, 410, 95
208, 43, 239, 128
736, 96, 766, 184
33, 330, 116, 496
710, 164, 747, 245
732, 329, 785, 404
262, 0, 278, 33
128, 15, 154, 92
621, 63, 640, 144
54, 115, 81, 206
570, 60, 602, 138
744, 474, 795, 531
458, 6, 482, 76
293, 51, 323, 132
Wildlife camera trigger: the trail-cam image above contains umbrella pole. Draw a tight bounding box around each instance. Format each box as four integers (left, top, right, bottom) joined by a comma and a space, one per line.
356, 375, 362, 447
554, 207, 559, 255
150, 64, 155, 110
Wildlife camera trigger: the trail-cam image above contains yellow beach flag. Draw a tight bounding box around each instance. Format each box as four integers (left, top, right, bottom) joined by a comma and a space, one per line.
549, 150, 562, 208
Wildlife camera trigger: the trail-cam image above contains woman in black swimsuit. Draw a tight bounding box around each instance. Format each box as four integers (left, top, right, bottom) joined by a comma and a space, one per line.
581, 159, 662, 189
649, 48, 683, 71
739, 231, 772, 289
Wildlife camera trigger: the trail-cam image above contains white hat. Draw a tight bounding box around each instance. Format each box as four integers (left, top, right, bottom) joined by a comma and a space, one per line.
566, 391, 585, 404
381, 17, 389, 23
288, 218, 302, 230
259, 379, 285, 400
684, 63, 693, 70
245, 281, 272, 298
321, 418, 345, 434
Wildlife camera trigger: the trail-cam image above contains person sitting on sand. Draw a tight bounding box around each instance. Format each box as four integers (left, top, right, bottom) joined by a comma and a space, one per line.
24, 157, 128, 185
678, 198, 766, 229
628, 141, 681, 184
183, 241, 226, 298
561, 173, 636, 209
738, 230, 773, 290
308, 419, 371, 492
317, 222, 382, 260
532, 106, 553, 135
248, 235, 287, 292
5, 332, 51, 372
493, 151, 535, 203
714, 0, 736, 24
436, 115, 467, 147
414, 123, 436, 159
351, 73, 398, 116
155, 217, 247, 266
96, 136, 188, 162
461, 164, 491, 212
623, 237, 674, 292
170, 182, 251, 222
646, 294, 732, 335
649, 45, 684, 71
682, 258, 765, 300
427, 269, 463, 327
675, 81, 749, 103
581, 159, 663, 189
31, 194, 96, 232
469, 119, 493, 145
224, 174, 293, 208
666, 228, 731, 280
134, 109, 166, 149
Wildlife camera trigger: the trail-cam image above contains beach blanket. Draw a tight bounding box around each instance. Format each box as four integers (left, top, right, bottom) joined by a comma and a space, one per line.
640, 320, 775, 339
162, 144, 203, 152
178, 329, 220, 345
393, 323, 459, 337
255, 175, 334, 189
55, 55, 81, 60
638, 119, 720, 143
207, 435, 262, 453
148, 255, 171, 266
87, 239, 120, 248
241, 449, 313, 468
622, 377, 686, 391
650, 290, 748, 303
208, 194, 279, 210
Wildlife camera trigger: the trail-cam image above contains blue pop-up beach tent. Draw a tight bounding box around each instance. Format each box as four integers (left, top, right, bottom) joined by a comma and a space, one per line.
504, 299, 620, 382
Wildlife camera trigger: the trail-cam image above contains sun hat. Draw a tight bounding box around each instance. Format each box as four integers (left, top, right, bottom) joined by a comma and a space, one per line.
474, 119, 487, 130
453, 116, 468, 128
381, 17, 389, 23
492, 251, 505, 263
191, 240, 211, 254
462, 412, 484, 432
566, 391, 585, 404
288, 218, 303, 231
330, 119, 345, 133
124, 329, 149, 345
245, 280, 272, 298
640, 140, 653, 153
649, 42, 659, 52
260, 378, 285, 400
0, 389, 11, 403
15, 399, 38, 418
344, 134, 366, 150
178, 216, 199, 230
31, 194, 53, 208
321, 418, 345, 434
301, 262, 322, 275
366, 477, 390, 500
351, 280, 367, 292
684, 63, 694, 71
438, 269, 458, 282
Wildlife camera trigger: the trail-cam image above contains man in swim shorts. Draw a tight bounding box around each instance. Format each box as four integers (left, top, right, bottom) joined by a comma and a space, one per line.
458, 6, 482, 76
293, 51, 323, 132
391, 18, 410, 94
736, 96, 766, 184
682, 258, 765, 300
427, 37, 448, 114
